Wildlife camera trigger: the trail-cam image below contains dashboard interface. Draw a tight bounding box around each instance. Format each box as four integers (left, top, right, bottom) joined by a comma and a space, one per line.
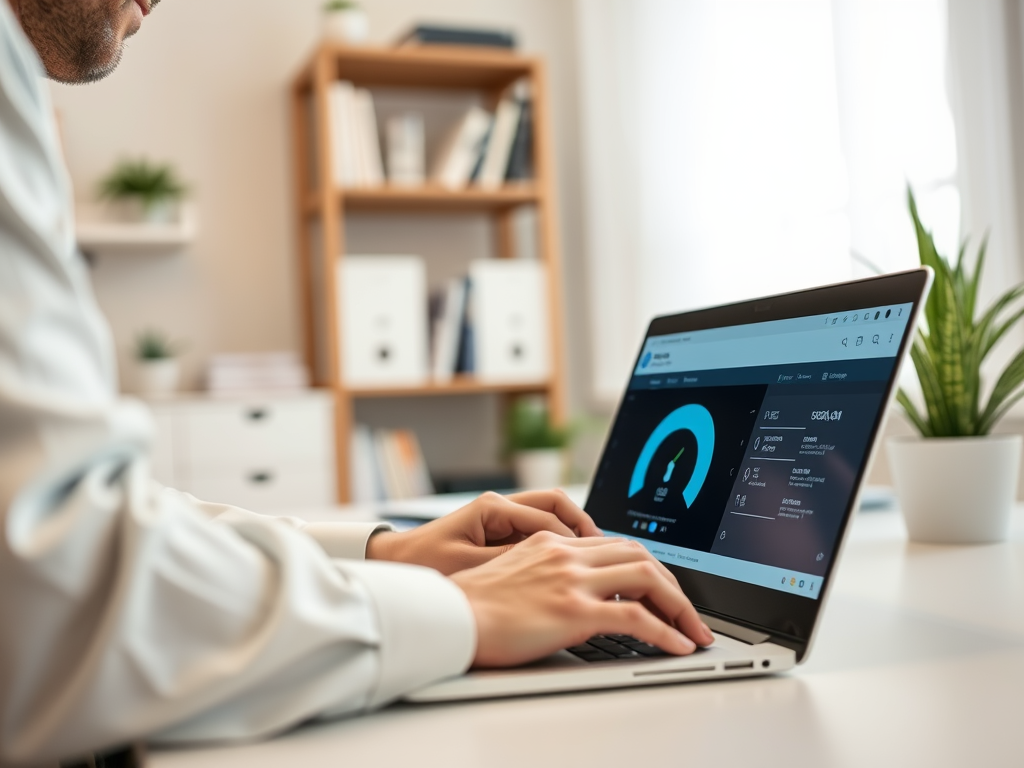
586, 303, 913, 601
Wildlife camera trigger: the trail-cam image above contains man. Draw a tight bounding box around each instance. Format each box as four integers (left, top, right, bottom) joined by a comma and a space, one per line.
0, 0, 713, 763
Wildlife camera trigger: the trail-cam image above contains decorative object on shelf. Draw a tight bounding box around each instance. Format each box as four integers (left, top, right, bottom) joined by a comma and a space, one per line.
506, 398, 569, 490
97, 158, 188, 224
323, 0, 369, 45
132, 329, 183, 397
385, 113, 426, 186
889, 188, 1024, 544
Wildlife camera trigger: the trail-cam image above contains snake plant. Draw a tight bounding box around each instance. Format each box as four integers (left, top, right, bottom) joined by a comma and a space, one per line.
897, 188, 1024, 437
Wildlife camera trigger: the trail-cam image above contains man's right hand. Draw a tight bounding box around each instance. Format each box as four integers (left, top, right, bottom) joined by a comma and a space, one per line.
449, 532, 716, 668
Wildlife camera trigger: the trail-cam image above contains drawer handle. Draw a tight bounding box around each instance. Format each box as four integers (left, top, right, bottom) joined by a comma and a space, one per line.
248, 471, 274, 485
247, 408, 268, 422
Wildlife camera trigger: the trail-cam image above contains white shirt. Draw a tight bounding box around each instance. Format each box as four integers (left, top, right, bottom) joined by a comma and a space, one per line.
0, 5, 474, 763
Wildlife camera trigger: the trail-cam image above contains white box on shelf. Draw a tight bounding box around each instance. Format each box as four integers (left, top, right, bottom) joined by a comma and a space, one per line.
339, 256, 428, 387
469, 259, 551, 383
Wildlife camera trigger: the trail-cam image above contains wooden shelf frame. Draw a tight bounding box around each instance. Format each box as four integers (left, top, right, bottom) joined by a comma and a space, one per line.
291, 43, 568, 502
302, 184, 541, 215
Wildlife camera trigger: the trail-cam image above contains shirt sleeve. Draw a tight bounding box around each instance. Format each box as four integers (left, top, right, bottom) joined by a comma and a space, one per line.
177, 491, 397, 560
0, 7, 474, 765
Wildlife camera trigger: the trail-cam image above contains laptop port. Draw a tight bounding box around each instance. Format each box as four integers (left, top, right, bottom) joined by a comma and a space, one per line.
723, 660, 755, 670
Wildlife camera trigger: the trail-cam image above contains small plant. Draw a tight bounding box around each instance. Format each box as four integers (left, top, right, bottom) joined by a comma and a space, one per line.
505, 398, 570, 454
134, 329, 180, 361
97, 159, 187, 212
898, 187, 1024, 437
323, 0, 360, 11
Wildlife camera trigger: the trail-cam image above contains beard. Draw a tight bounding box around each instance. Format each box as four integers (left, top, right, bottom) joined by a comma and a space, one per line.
18, 0, 156, 84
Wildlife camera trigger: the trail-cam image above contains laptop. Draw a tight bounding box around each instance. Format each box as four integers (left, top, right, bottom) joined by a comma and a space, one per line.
407, 269, 932, 702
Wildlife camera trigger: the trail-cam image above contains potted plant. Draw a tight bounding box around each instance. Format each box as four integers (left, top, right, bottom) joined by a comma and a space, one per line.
133, 329, 183, 397
888, 189, 1024, 544
505, 398, 571, 490
98, 158, 187, 224
323, 0, 369, 45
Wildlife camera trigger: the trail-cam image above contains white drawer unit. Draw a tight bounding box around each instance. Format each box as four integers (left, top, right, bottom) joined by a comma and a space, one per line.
148, 392, 336, 512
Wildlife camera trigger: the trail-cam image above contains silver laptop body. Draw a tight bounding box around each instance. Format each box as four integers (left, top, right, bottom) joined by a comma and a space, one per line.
408, 270, 931, 703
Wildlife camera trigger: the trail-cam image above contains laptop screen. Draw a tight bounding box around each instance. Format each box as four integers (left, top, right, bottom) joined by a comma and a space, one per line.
585, 301, 913, 602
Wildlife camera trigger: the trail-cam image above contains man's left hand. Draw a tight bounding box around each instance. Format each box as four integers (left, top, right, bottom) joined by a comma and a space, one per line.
365, 489, 602, 575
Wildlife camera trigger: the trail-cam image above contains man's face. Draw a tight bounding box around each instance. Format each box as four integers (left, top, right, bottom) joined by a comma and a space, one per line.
16, 0, 160, 84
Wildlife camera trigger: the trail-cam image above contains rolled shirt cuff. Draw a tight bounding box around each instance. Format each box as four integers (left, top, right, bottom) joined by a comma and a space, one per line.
302, 521, 394, 560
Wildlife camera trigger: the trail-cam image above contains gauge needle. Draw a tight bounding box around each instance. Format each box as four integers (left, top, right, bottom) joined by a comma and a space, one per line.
663, 447, 685, 483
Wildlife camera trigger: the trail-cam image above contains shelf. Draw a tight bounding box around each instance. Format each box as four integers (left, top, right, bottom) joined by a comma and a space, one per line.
298, 44, 535, 91
76, 205, 197, 255
305, 184, 539, 214
343, 377, 550, 399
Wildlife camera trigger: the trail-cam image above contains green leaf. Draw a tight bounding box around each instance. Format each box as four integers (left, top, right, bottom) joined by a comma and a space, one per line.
979, 344, 1024, 433
896, 388, 932, 437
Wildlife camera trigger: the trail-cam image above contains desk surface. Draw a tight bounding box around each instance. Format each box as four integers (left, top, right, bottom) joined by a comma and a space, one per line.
148, 508, 1024, 768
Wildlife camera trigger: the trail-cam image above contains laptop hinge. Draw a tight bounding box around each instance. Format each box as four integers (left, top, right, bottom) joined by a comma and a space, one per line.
700, 613, 771, 645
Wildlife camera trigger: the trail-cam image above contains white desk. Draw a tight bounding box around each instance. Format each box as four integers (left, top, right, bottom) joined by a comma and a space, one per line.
148, 507, 1024, 768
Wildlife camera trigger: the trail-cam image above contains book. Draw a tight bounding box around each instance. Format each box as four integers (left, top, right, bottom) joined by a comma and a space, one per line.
329, 81, 360, 188
350, 424, 385, 503
504, 98, 533, 180
396, 24, 516, 49
431, 106, 492, 189
431, 277, 468, 382
328, 82, 385, 188
206, 352, 309, 393
362, 427, 434, 500
476, 98, 522, 189
354, 88, 385, 186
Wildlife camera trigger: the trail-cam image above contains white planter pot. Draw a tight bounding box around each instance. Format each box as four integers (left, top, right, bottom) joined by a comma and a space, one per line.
109, 198, 180, 224
135, 358, 181, 397
888, 435, 1021, 544
324, 8, 369, 45
514, 449, 566, 491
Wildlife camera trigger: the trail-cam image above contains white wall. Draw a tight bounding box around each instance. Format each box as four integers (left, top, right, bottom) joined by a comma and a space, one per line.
52, 0, 592, 476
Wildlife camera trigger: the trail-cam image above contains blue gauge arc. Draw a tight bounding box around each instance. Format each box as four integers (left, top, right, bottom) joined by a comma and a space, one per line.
628, 404, 715, 507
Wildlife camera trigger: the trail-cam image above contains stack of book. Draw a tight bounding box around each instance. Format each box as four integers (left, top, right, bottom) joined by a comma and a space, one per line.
206, 352, 309, 393
350, 425, 435, 503
329, 80, 386, 188
431, 95, 533, 189
396, 24, 517, 49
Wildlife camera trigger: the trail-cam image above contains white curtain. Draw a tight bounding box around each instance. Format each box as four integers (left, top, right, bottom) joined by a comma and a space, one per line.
577, 0, 961, 406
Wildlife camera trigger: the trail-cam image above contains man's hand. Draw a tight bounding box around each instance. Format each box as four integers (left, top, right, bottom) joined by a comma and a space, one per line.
365, 489, 602, 575
450, 532, 716, 668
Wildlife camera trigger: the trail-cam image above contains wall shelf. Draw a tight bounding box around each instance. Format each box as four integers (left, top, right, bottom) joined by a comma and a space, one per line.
76, 205, 197, 255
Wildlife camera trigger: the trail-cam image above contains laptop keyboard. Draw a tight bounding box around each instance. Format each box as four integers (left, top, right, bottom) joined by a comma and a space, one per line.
566, 635, 669, 662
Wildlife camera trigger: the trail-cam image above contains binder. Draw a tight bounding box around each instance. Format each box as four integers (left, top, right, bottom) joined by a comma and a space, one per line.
338, 256, 428, 386
469, 259, 551, 383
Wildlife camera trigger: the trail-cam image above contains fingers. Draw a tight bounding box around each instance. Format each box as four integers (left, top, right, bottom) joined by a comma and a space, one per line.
582, 561, 710, 646
591, 600, 697, 655
505, 489, 603, 537
575, 540, 682, 594
478, 495, 577, 541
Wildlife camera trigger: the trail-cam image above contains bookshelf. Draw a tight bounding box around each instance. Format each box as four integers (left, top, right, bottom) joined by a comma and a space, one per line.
291, 43, 567, 502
